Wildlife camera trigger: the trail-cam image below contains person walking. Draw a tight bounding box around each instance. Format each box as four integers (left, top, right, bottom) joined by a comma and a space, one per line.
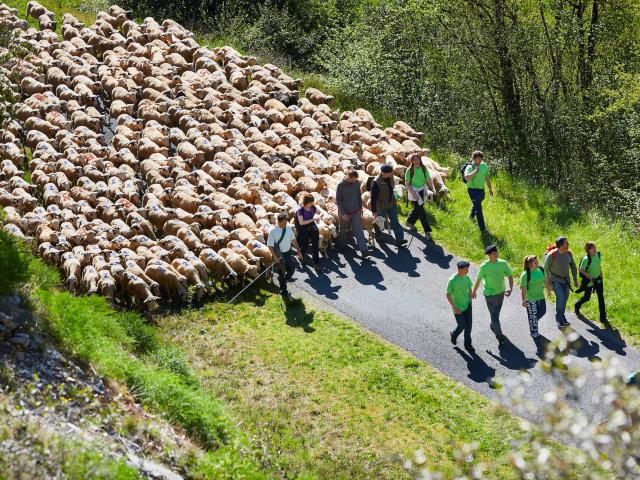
295, 194, 323, 274
543, 236, 578, 328
267, 213, 304, 300
371, 164, 407, 248
447, 260, 475, 353
472, 244, 514, 345
404, 153, 435, 241
575, 241, 607, 322
336, 168, 369, 257
520, 255, 551, 338
464, 150, 493, 232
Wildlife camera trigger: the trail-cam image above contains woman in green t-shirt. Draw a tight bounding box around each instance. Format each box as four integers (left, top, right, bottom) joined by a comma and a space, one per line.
404, 153, 435, 240
520, 255, 550, 338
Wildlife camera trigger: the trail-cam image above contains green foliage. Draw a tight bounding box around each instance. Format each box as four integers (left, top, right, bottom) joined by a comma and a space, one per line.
0, 229, 30, 295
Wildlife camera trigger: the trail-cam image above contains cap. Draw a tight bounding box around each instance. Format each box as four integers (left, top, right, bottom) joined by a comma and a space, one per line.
457, 260, 470, 269
484, 244, 498, 254
380, 164, 393, 173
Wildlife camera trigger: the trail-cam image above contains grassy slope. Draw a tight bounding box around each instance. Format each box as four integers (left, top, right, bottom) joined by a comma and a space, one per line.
154, 292, 521, 479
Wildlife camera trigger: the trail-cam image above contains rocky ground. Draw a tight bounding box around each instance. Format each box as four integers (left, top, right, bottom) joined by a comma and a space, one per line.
0, 294, 203, 479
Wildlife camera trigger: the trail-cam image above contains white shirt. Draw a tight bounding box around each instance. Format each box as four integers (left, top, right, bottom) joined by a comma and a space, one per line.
267, 224, 294, 252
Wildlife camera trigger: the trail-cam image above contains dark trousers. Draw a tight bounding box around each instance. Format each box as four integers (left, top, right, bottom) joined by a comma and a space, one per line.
452, 304, 473, 346
407, 191, 431, 233
485, 293, 505, 338
297, 226, 320, 264
468, 188, 486, 230
575, 280, 606, 321
275, 250, 296, 294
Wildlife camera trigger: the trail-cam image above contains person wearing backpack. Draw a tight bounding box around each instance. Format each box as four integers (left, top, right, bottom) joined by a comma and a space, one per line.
447, 260, 475, 353
336, 168, 369, 258
405, 153, 435, 241
543, 236, 578, 328
295, 194, 323, 274
472, 244, 514, 345
575, 241, 607, 322
520, 255, 551, 338
370, 164, 407, 248
268, 213, 304, 300
463, 150, 494, 232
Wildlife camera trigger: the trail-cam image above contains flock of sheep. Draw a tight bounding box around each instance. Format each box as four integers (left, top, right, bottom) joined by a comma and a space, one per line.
0, 2, 450, 311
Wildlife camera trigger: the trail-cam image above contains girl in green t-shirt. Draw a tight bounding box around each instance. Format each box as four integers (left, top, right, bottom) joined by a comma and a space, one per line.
520, 255, 550, 338
575, 242, 607, 322
404, 153, 435, 240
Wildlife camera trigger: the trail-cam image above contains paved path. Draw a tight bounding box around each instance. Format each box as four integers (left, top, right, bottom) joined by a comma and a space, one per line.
288, 230, 639, 420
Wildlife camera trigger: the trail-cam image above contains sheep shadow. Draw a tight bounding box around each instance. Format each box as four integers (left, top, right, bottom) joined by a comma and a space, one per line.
283, 297, 316, 333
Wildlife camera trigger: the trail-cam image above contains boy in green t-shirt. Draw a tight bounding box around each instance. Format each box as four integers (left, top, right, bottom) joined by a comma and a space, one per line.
575, 241, 607, 322
464, 150, 494, 232
472, 244, 514, 345
447, 260, 475, 353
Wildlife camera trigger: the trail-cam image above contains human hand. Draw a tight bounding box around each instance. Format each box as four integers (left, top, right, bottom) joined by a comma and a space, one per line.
341, 213, 350, 222
522, 300, 526, 308
471, 291, 476, 300
453, 306, 461, 315
296, 252, 303, 261
489, 189, 494, 197
505, 288, 512, 297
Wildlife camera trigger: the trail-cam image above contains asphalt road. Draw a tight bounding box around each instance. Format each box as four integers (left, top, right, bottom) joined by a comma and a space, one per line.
288, 229, 639, 421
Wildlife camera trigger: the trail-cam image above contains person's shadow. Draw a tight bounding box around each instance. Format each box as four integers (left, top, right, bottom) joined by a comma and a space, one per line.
377, 241, 421, 277
454, 347, 496, 386
299, 264, 342, 300
486, 341, 537, 371
533, 335, 552, 360
343, 249, 386, 290
563, 330, 601, 361
283, 298, 316, 333
420, 239, 453, 269
576, 314, 627, 356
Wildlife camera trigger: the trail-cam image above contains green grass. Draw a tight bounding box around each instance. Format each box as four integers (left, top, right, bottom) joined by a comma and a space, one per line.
153, 292, 523, 479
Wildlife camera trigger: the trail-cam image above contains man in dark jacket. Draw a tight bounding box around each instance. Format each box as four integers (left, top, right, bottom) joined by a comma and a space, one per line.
336, 168, 369, 257
370, 164, 407, 248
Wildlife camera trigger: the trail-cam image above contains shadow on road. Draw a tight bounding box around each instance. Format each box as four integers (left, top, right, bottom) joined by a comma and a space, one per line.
577, 315, 627, 355
486, 341, 537, 371
454, 346, 496, 385
283, 298, 316, 333
300, 264, 342, 300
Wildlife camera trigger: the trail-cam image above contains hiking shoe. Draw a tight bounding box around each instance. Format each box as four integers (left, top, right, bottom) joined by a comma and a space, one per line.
450, 331, 457, 345
531, 331, 540, 338
469, 211, 476, 219
464, 343, 475, 354
406, 222, 417, 232
396, 238, 408, 248
424, 232, 432, 242
558, 320, 571, 328
281, 290, 292, 301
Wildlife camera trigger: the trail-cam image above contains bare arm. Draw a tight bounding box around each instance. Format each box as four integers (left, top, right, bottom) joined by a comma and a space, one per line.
472, 278, 481, 298
521, 286, 527, 306
297, 213, 315, 226
486, 176, 494, 195
446, 293, 461, 314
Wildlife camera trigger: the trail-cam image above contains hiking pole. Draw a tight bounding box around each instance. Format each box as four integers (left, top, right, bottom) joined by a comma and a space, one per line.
226, 264, 274, 304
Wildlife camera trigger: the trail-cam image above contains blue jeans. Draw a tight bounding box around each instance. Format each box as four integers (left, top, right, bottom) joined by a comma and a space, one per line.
377, 205, 404, 242
552, 281, 569, 325
468, 188, 486, 230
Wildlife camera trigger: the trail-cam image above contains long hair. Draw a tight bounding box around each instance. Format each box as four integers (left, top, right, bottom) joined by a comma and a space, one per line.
409, 153, 422, 177
523, 254, 538, 271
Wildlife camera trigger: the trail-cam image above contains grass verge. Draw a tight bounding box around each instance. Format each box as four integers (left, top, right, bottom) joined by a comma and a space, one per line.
153, 291, 524, 479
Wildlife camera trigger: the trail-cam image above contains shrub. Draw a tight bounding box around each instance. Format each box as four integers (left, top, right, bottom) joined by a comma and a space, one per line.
0, 229, 30, 295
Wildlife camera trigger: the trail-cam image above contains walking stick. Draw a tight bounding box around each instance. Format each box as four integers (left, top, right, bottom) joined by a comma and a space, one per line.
226, 264, 275, 304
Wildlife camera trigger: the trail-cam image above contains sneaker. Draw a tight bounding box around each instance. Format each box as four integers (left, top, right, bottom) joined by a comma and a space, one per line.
281, 290, 292, 301
464, 343, 475, 354
406, 222, 417, 232
450, 331, 457, 345
469, 211, 476, 219
424, 232, 432, 242
531, 331, 540, 338
396, 238, 408, 248
558, 320, 571, 328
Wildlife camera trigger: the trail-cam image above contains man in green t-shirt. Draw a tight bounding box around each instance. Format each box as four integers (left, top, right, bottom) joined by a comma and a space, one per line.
464, 150, 494, 232
446, 260, 475, 353
575, 241, 607, 322
472, 244, 514, 345
404, 153, 436, 241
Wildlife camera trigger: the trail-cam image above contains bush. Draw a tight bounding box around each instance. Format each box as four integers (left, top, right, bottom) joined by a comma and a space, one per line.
0, 230, 30, 295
